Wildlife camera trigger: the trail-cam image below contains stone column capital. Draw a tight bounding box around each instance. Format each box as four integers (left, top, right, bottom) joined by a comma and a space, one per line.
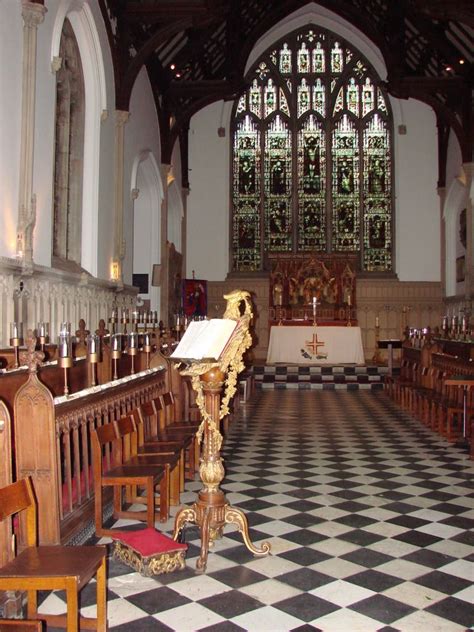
21, 1, 47, 28
115, 110, 130, 127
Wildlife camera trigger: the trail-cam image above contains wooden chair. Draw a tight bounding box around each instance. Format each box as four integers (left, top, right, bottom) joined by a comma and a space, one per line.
114, 415, 181, 506
91, 422, 168, 537
0, 621, 43, 631
136, 401, 198, 478
0, 478, 107, 632
153, 397, 200, 472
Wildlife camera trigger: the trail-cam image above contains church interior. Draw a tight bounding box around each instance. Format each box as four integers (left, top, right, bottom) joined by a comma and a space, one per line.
0, 1, 473, 630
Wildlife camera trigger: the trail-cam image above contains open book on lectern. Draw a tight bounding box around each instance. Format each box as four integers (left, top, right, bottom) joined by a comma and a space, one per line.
170, 319, 238, 363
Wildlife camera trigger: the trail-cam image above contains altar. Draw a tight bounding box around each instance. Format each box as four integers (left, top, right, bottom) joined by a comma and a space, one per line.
266, 325, 365, 365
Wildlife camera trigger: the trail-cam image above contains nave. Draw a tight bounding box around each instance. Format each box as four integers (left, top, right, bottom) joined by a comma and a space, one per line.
41, 390, 474, 631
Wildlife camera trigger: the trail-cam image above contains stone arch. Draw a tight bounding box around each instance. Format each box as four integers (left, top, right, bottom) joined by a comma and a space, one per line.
130, 151, 164, 313
444, 174, 468, 296
51, 1, 107, 276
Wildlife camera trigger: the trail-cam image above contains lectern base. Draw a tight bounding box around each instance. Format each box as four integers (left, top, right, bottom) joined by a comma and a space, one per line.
173, 489, 270, 572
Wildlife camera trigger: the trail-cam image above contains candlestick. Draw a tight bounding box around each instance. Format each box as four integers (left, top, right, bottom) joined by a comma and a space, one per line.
111, 333, 122, 379
128, 332, 138, 374
58, 325, 73, 395
109, 308, 118, 334
312, 296, 318, 326
143, 332, 152, 369
10, 322, 24, 368
87, 333, 99, 386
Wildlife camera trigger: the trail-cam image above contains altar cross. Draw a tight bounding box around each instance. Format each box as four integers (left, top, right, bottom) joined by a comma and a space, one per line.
305, 333, 325, 356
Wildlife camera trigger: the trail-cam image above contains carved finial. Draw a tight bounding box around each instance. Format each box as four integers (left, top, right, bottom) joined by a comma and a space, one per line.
76, 319, 90, 345
20, 329, 44, 373
95, 319, 109, 338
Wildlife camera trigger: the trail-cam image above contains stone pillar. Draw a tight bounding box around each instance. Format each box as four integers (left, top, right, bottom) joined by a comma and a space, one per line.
181, 186, 189, 275
16, 1, 46, 271
113, 110, 130, 286
438, 187, 447, 297
463, 162, 474, 299
160, 164, 171, 324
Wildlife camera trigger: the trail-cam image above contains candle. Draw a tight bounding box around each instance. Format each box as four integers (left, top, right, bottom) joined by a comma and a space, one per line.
58, 334, 70, 358
87, 333, 98, 355
38, 322, 49, 338
112, 333, 121, 352
375, 316, 379, 327
144, 332, 151, 347
10, 322, 22, 340
348, 294, 351, 306
128, 332, 137, 349
132, 310, 139, 322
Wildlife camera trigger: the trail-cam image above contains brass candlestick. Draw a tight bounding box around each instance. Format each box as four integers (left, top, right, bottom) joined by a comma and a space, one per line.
10, 322, 23, 368
59, 355, 73, 396
58, 324, 73, 396
128, 332, 138, 375
37, 322, 49, 354
121, 312, 129, 335
87, 333, 99, 387
10, 338, 22, 369
143, 333, 152, 369
111, 333, 122, 380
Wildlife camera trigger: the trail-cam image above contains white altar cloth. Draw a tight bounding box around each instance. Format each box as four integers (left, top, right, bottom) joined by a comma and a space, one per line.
266, 325, 365, 365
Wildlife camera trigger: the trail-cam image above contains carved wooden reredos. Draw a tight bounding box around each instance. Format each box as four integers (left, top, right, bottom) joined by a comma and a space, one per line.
269, 254, 357, 321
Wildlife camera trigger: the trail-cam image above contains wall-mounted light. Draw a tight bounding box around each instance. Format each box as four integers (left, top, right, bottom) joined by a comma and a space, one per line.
111, 260, 120, 281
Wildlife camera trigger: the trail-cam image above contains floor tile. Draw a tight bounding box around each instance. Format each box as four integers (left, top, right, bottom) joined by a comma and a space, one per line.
40, 389, 473, 631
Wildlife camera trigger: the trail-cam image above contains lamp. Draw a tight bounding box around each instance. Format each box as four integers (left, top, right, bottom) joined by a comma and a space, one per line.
127, 332, 138, 375
111, 333, 122, 380
58, 323, 73, 396
37, 322, 49, 353
10, 322, 24, 368
87, 333, 99, 386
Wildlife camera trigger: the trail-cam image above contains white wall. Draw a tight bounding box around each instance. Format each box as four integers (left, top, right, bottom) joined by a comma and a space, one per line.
0, 0, 117, 279
187, 101, 231, 280
0, 2, 23, 257
393, 99, 440, 281
123, 67, 162, 285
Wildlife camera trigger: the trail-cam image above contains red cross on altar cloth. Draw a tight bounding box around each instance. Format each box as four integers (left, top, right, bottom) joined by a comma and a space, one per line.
305, 333, 326, 356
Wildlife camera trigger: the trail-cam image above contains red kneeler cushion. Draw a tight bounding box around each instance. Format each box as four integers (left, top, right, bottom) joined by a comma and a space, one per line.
111, 528, 187, 576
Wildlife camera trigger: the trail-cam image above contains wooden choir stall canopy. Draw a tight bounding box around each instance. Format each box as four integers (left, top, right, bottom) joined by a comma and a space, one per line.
269, 254, 357, 325
267, 325, 365, 365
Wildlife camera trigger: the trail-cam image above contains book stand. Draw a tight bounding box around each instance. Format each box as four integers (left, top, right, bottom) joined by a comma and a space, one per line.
172, 290, 271, 571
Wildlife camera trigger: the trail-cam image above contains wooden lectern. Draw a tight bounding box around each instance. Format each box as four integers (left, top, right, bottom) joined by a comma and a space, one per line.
171, 290, 271, 571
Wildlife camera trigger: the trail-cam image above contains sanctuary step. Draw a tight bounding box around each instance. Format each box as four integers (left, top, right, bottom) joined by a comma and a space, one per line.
249, 364, 396, 390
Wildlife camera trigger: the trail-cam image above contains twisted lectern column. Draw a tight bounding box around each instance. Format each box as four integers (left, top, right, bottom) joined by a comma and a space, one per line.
173, 367, 270, 572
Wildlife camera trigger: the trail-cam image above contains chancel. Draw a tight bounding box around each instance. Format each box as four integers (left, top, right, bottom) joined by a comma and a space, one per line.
0, 1, 473, 630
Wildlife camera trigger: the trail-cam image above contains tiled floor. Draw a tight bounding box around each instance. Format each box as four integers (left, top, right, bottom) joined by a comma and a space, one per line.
41, 390, 474, 631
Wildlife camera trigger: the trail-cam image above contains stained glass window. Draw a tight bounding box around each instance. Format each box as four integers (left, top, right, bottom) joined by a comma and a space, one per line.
231, 25, 394, 272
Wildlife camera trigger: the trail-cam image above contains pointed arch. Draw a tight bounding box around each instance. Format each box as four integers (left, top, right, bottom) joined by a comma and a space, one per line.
444, 176, 468, 296
130, 151, 163, 312
51, 1, 107, 276
231, 24, 394, 273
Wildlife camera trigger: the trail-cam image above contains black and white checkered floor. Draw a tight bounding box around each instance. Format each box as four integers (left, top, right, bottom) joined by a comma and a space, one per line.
41, 390, 473, 631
